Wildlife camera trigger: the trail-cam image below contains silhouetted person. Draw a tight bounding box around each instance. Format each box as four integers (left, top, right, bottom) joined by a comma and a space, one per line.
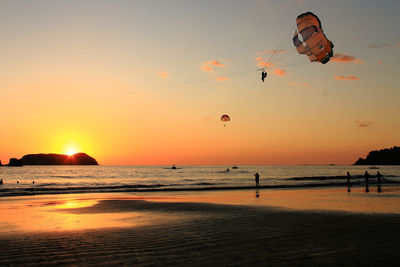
254, 172, 260, 187
347, 171, 351, 193
17, 181, 19, 184
364, 171, 369, 193
32, 180, 35, 184
226, 168, 230, 172
377, 171, 382, 193
0, 179, 3, 185
261, 71, 267, 82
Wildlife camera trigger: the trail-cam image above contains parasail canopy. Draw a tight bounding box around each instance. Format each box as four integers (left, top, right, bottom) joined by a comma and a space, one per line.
293, 12, 334, 64
220, 114, 230, 122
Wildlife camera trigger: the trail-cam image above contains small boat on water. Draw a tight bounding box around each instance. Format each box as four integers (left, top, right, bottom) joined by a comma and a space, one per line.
232, 165, 238, 169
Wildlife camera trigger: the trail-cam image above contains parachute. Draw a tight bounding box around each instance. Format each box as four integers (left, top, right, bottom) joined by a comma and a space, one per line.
220, 114, 230, 127
293, 12, 334, 64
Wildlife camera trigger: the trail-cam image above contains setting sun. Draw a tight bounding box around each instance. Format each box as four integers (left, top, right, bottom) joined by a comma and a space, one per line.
64, 142, 80, 156
66, 149, 78, 156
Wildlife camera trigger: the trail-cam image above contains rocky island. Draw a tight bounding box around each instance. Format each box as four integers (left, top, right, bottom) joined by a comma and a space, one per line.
354, 146, 400, 165
7, 153, 98, 166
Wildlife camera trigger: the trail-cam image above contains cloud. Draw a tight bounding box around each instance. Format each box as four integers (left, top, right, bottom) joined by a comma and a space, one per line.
397, 43, 400, 47
254, 57, 275, 68
288, 82, 310, 87
334, 75, 359, 81
157, 70, 168, 78
378, 60, 383, 64
368, 43, 389, 48
274, 68, 286, 76
210, 60, 224, 67
298, 0, 304, 4
201, 59, 225, 72
331, 53, 364, 64
201, 64, 213, 72
216, 76, 229, 81
355, 120, 372, 128
203, 116, 213, 120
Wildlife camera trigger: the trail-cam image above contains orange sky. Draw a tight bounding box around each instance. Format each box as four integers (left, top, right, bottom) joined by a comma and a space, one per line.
0, 0, 399, 165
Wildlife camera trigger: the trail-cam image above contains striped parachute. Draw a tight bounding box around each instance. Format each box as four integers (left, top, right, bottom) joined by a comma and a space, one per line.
220, 114, 230, 126
293, 12, 334, 64
220, 114, 230, 122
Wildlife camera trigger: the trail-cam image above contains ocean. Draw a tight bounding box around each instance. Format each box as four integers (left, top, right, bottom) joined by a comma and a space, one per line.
0, 165, 399, 197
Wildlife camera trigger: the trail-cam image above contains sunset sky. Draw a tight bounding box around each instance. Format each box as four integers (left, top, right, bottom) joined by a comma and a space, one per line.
0, 0, 399, 165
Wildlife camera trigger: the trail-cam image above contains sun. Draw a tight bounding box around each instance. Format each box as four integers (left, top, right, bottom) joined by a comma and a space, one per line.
66, 148, 78, 156
64, 143, 80, 156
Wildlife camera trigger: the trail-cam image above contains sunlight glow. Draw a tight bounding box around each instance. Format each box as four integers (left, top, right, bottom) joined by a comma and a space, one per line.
66, 149, 78, 156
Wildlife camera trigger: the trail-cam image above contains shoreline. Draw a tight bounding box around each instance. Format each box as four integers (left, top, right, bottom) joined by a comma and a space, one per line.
1, 181, 399, 198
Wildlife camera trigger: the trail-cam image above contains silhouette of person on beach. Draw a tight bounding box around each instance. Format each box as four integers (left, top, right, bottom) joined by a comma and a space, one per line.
364, 171, 369, 193
226, 168, 230, 172
0, 179, 3, 185
347, 172, 351, 193
254, 173, 260, 187
377, 171, 382, 193
32, 180, 35, 184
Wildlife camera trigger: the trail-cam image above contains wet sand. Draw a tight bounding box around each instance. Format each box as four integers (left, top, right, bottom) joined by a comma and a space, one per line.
1, 188, 400, 266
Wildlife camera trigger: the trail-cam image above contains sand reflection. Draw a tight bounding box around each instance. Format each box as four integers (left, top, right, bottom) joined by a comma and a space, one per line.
141, 187, 400, 214
0, 194, 169, 235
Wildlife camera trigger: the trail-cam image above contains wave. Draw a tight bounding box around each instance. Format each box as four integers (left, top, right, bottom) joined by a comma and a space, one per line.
285, 175, 398, 181
189, 182, 220, 186
1, 180, 400, 197
51, 175, 95, 178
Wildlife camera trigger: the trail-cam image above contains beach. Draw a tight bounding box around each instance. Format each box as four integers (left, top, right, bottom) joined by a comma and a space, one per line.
1, 187, 400, 266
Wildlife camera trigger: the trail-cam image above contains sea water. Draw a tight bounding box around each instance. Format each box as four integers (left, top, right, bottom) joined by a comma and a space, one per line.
0, 165, 399, 197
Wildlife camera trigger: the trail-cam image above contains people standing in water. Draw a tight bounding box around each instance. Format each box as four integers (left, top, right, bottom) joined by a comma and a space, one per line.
364, 171, 369, 193
254, 173, 260, 188
377, 171, 382, 193
346, 172, 351, 193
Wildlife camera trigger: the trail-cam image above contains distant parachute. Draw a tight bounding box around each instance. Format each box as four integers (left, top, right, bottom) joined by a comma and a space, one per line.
293, 12, 334, 64
220, 114, 230, 127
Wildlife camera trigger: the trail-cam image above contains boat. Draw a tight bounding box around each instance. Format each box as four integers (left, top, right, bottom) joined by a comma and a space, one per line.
232, 165, 238, 169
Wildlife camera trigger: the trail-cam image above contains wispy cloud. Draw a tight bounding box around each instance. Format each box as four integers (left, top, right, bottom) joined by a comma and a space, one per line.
210, 60, 224, 66
378, 60, 383, 64
157, 70, 168, 78
274, 68, 286, 76
216, 76, 229, 81
331, 53, 364, 64
397, 43, 400, 47
334, 75, 359, 81
288, 82, 310, 87
355, 120, 372, 127
201, 59, 225, 72
254, 57, 275, 68
203, 116, 213, 120
201, 64, 213, 72
368, 43, 389, 48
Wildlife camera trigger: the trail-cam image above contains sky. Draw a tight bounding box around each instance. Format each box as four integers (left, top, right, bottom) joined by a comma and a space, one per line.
0, 0, 399, 165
